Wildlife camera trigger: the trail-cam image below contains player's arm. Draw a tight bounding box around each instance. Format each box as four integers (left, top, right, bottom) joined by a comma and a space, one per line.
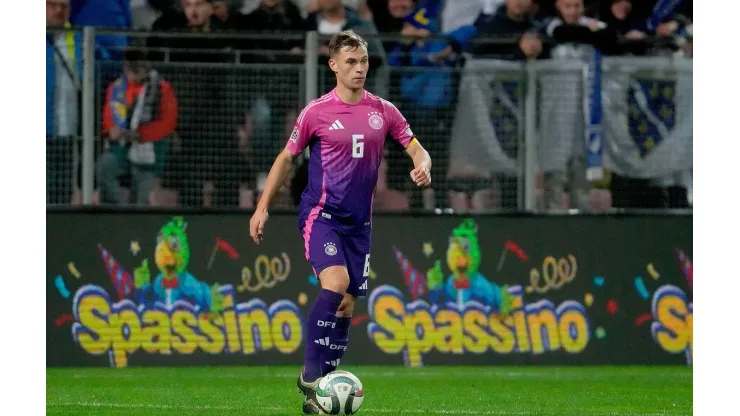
405, 139, 432, 188
405, 139, 431, 171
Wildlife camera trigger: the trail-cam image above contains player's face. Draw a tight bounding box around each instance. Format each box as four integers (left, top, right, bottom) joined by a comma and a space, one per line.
557, 0, 584, 24
330, 46, 369, 91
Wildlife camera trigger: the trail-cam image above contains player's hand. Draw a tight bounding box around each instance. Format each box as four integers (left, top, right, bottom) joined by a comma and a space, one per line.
250, 209, 268, 245
410, 166, 431, 188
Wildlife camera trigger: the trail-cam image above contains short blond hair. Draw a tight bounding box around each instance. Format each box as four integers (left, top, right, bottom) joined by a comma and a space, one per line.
328, 30, 368, 57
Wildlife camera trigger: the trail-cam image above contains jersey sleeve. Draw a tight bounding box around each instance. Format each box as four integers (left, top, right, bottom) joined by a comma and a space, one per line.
285, 104, 316, 156
384, 100, 417, 149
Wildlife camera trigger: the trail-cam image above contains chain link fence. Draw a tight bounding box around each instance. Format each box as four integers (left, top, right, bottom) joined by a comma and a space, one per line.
46, 29, 692, 213
95, 60, 303, 209
46, 27, 85, 205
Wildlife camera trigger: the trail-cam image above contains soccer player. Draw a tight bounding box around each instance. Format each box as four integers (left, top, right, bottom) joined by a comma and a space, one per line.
249, 30, 432, 413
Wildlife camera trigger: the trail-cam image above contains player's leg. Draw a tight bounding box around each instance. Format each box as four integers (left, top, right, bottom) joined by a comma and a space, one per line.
299, 265, 349, 414
320, 230, 371, 374
302, 264, 348, 382
320, 292, 354, 375
298, 220, 349, 382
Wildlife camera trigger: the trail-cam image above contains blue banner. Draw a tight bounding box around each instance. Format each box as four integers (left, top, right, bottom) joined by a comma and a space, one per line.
646, 0, 685, 31
584, 49, 603, 182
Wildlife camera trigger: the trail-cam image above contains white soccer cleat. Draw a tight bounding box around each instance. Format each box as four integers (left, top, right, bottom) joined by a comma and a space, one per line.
298, 372, 325, 414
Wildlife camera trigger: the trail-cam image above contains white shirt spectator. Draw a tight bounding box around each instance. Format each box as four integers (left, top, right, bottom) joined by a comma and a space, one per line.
318, 17, 347, 34
239, 0, 364, 17
481, 0, 504, 15
441, 0, 485, 33
546, 16, 605, 60
130, 0, 161, 30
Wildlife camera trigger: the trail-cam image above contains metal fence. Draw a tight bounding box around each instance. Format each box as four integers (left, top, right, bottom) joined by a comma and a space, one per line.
46, 28, 692, 213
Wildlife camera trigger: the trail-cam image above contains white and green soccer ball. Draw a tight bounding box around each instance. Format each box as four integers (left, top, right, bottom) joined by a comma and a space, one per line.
315, 370, 364, 414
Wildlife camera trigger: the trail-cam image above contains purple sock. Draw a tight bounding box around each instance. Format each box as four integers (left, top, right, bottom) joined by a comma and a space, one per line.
321, 317, 352, 375
303, 289, 343, 382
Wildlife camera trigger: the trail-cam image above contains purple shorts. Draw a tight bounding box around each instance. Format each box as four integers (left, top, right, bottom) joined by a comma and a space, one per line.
299, 214, 371, 298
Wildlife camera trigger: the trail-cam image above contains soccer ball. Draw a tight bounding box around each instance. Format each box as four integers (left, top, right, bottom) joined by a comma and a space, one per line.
315, 370, 364, 414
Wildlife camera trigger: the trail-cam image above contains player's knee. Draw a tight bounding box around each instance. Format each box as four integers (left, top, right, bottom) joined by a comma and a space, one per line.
319, 265, 350, 294
336, 294, 355, 318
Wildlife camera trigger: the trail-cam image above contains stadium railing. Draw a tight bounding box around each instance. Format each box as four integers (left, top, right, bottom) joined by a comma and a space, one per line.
45, 27, 692, 213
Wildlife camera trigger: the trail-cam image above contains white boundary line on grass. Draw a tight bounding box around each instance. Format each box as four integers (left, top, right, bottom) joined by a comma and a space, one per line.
45, 401, 687, 416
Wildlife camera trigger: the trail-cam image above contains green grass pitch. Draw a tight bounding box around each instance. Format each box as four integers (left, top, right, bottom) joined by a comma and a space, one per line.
47, 366, 692, 415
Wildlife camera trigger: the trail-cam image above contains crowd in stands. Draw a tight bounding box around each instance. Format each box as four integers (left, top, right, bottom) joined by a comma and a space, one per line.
47, 0, 693, 211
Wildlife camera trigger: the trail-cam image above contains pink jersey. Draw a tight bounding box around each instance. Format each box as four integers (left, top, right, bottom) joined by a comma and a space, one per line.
286, 89, 416, 229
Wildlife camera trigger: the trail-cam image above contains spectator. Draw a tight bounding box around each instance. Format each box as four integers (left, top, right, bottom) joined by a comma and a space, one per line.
537, 0, 625, 211
463, 0, 543, 59
543, 0, 634, 56
596, 0, 690, 209
241, 0, 306, 197
306, 0, 385, 63
212, 0, 248, 28
149, 0, 236, 61
598, 0, 637, 35
631, 0, 692, 57
386, 0, 473, 210
149, 0, 250, 208
447, 0, 543, 212
367, 0, 415, 34
304, 0, 372, 20
150, 1, 189, 30
98, 49, 178, 205
69, 0, 131, 59
244, 0, 306, 56
47, 0, 82, 204
440, 0, 484, 33
131, 0, 176, 30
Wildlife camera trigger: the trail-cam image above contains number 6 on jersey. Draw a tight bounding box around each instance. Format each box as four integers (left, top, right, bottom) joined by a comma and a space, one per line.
352, 134, 364, 158
363, 254, 371, 277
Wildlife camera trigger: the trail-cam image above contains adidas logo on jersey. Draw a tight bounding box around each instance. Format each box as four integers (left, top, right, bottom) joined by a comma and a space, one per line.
328, 120, 345, 130
325, 359, 341, 367
359, 280, 368, 291
314, 337, 330, 346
